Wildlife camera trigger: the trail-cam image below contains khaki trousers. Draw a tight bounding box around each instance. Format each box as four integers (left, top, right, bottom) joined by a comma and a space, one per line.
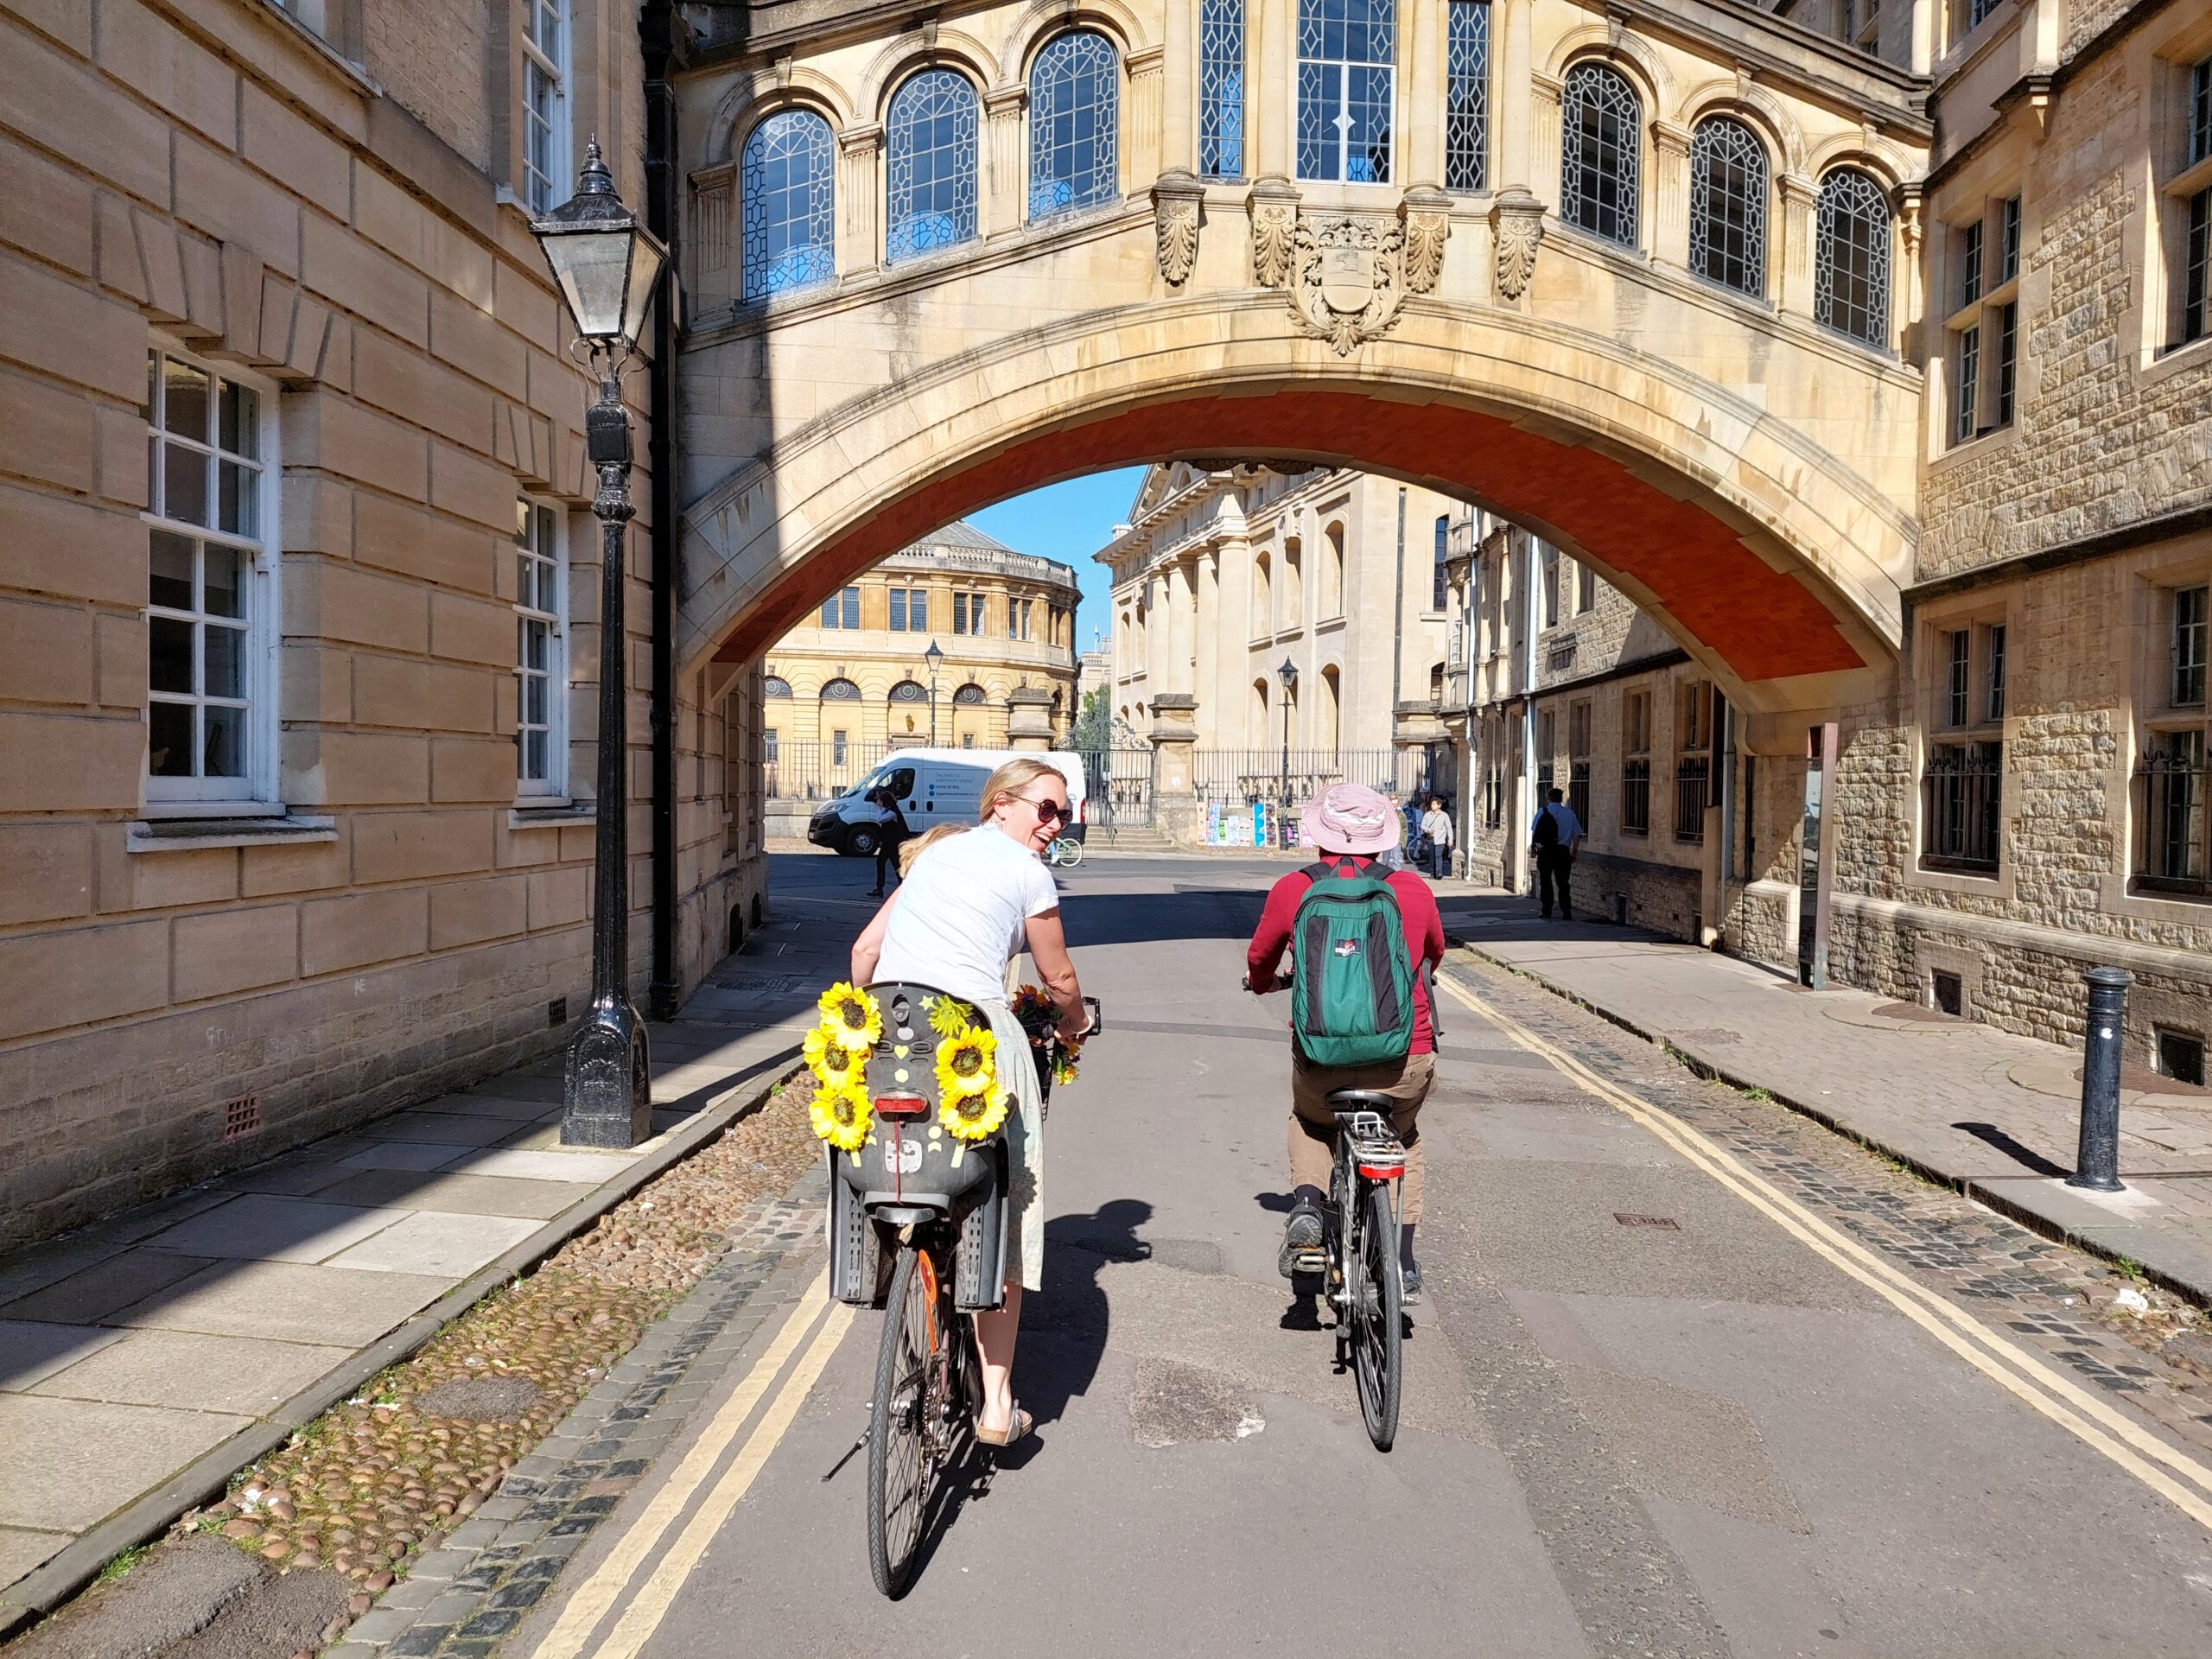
1288, 1049, 1435, 1224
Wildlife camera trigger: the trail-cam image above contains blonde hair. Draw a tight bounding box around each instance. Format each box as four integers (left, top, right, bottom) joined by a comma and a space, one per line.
895, 757, 1070, 875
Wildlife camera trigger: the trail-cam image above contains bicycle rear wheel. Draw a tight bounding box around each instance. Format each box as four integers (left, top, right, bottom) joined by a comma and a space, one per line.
1349, 1180, 1403, 1452
867, 1243, 932, 1596
1058, 837, 1084, 868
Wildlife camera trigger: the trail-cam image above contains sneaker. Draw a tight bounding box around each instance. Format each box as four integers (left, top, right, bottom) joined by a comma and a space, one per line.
1401, 1262, 1423, 1306
1278, 1202, 1324, 1278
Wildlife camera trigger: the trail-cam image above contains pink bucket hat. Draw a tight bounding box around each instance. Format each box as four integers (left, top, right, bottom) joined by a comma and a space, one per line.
1300, 782, 1399, 856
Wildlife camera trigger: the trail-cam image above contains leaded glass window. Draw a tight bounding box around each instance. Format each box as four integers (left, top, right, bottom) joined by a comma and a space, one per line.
741, 110, 834, 300
1688, 117, 1765, 296
1029, 32, 1119, 222
1199, 0, 1246, 179
821, 677, 861, 702
1297, 0, 1395, 184
953, 683, 988, 705
1446, 0, 1489, 194
889, 680, 928, 702
763, 676, 793, 697
887, 68, 978, 263
1560, 64, 1639, 246
1815, 168, 1891, 347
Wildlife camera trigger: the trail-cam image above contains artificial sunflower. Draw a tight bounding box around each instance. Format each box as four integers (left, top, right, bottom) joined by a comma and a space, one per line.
804, 1024, 870, 1086
817, 981, 883, 1046
926, 995, 976, 1039
935, 1026, 997, 1101
808, 1080, 873, 1151
940, 1087, 1011, 1142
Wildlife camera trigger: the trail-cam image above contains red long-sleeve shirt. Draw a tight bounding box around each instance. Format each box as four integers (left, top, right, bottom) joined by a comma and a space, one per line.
1246, 857, 1447, 1054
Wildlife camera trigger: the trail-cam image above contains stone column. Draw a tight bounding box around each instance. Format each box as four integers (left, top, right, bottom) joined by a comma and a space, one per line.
1404, 0, 1446, 188
690, 164, 734, 310
1144, 569, 1168, 686
1530, 73, 1561, 207
1495, 0, 1535, 194
1214, 506, 1253, 744
1162, 0, 1196, 175
1166, 555, 1196, 696
1194, 544, 1219, 748
1148, 692, 1202, 844
1255, 0, 1292, 181
1652, 122, 1690, 270
1007, 685, 1055, 751
1127, 45, 1166, 193
837, 124, 881, 272
1778, 174, 1816, 320
985, 85, 1027, 236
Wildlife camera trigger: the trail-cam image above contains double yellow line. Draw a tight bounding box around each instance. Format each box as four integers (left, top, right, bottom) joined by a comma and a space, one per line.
524, 1275, 855, 1659
1435, 968, 2212, 1534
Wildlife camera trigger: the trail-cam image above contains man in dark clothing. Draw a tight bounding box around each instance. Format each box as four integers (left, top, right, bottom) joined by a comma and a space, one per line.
864, 784, 906, 898
1246, 782, 1446, 1301
1530, 787, 1584, 920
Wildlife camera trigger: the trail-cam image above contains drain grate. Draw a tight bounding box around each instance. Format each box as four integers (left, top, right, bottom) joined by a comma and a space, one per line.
222, 1094, 263, 1140
1614, 1212, 1679, 1230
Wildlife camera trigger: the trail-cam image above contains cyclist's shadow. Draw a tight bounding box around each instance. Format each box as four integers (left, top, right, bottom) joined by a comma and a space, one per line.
1003, 1197, 1154, 1464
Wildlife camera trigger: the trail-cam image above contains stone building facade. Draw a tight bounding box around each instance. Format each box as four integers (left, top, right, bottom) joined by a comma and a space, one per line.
1096, 462, 1459, 819
0, 0, 765, 1247
759, 519, 1079, 812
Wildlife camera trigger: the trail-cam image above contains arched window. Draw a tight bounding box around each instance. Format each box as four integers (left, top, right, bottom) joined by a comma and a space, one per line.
820, 677, 861, 702
886, 68, 978, 263
1688, 117, 1766, 297
888, 680, 927, 702
952, 683, 987, 705
1560, 63, 1639, 246
1297, 0, 1395, 184
1815, 168, 1891, 347
740, 109, 834, 300
763, 675, 792, 698
1029, 32, 1119, 222
1199, 0, 1245, 180
1445, 0, 1489, 194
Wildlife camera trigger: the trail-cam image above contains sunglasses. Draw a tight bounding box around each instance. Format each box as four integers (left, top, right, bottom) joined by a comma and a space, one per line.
1014, 792, 1068, 825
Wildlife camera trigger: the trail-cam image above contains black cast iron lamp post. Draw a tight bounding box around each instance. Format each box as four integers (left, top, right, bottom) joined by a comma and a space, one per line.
1277, 656, 1298, 843
925, 639, 944, 746
531, 140, 669, 1149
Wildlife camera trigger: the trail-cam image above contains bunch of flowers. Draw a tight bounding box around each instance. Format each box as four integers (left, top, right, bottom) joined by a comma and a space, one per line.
1012, 983, 1083, 1087
804, 982, 880, 1151
926, 995, 1010, 1142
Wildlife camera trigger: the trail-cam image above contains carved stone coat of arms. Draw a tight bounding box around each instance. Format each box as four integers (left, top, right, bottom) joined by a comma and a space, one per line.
1291, 217, 1408, 357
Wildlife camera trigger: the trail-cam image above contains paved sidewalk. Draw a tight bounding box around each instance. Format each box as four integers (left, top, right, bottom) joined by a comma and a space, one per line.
0, 906, 846, 1624
1450, 899, 2212, 1305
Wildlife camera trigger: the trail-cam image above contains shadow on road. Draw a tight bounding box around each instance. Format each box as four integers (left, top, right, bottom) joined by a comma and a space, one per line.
1013, 1199, 1154, 1443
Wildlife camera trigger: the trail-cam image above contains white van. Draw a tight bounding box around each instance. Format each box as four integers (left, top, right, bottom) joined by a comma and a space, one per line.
805, 748, 1089, 857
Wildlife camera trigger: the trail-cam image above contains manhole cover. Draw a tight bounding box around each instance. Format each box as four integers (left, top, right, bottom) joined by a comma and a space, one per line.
1872, 1001, 1963, 1025
1614, 1212, 1680, 1230
413, 1376, 543, 1421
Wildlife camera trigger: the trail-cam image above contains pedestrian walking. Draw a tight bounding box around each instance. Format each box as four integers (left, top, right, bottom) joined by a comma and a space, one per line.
1419, 796, 1454, 880
1529, 787, 1584, 920
864, 783, 906, 898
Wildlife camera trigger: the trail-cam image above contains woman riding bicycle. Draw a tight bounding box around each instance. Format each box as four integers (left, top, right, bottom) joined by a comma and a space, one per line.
849, 757, 1088, 1448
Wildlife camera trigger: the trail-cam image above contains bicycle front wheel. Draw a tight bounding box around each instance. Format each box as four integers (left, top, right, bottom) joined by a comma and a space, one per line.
1058, 837, 1084, 868
867, 1243, 932, 1596
1350, 1180, 1403, 1452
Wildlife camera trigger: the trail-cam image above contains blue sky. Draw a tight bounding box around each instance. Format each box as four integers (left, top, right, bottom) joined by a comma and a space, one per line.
961, 467, 1148, 657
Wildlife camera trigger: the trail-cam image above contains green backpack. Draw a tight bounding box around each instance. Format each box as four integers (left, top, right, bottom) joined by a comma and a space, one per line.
1289, 859, 1416, 1068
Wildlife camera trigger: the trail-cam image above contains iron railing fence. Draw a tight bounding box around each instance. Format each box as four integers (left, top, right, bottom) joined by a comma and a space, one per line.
2136, 748, 2209, 895
765, 738, 898, 800
1674, 756, 1711, 844
1077, 747, 1157, 832
1568, 760, 1591, 830
1923, 741, 2003, 872
1190, 747, 1430, 809
1621, 759, 1650, 836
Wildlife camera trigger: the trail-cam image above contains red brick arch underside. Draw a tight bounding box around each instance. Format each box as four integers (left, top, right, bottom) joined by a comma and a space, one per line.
712, 388, 1868, 684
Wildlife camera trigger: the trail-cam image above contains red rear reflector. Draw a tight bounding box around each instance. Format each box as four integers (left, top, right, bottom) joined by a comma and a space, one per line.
874, 1095, 929, 1117
1358, 1163, 1405, 1180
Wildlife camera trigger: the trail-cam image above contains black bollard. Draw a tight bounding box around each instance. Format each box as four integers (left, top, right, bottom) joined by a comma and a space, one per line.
2067, 966, 2133, 1193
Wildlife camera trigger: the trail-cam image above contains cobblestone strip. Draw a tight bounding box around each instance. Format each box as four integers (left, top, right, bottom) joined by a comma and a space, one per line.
326, 1185, 824, 1659
1445, 953, 2212, 1459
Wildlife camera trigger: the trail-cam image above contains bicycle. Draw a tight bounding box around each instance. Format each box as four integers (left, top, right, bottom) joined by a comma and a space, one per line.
1044, 834, 1084, 868
1319, 1091, 1407, 1452
830, 982, 1100, 1597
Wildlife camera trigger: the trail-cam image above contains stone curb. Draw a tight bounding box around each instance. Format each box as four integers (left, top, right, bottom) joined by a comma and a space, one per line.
1446, 938, 2212, 1314
0, 1038, 804, 1643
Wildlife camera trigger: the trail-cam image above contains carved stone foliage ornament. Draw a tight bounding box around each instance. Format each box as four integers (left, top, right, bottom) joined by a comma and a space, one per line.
1151, 170, 1204, 288
1246, 177, 1300, 289
1490, 189, 1545, 302
1290, 216, 1408, 356
1399, 188, 1450, 296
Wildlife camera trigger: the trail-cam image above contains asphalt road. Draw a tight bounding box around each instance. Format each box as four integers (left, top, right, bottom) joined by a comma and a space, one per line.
509, 853, 2212, 1659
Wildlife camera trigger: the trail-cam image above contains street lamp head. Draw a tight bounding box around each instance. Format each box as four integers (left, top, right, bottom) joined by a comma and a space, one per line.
925, 639, 945, 673
530, 139, 667, 355
1277, 657, 1298, 692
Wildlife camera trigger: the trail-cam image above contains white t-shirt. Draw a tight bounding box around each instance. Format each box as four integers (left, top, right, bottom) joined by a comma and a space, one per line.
873, 825, 1060, 1007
